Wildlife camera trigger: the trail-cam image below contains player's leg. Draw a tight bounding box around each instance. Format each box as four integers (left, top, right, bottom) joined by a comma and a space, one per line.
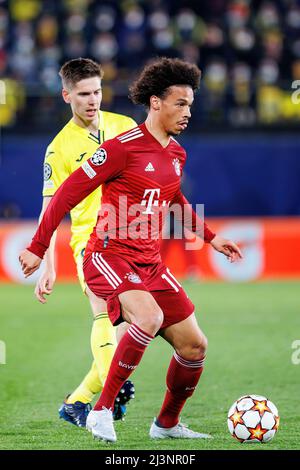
150, 313, 211, 439
93, 288, 163, 411
59, 289, 134, 425
87, 288, 163, 441
87, 287, 117, 387
59, 253, 133, 426
58, 292, 107, 427
86, 287, 135, 420
64, 290, 108, 400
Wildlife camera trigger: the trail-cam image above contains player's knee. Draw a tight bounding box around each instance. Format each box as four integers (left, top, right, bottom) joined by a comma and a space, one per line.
116, 321, 129, 343
200, 334, 208, 356
178, 335, 208, 361
138, 307, 164, 335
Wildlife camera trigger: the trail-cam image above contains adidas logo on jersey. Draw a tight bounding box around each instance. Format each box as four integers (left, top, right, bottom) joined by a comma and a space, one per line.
145, 162, 155, 172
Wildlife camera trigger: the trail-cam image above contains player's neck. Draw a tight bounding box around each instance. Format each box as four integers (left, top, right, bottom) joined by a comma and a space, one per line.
72, 112, 100, 133
145, 116, 170, 148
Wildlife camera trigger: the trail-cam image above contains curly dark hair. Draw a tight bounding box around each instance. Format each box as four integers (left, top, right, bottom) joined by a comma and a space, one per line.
59, 58, 104, 89
129, 57, 201, 106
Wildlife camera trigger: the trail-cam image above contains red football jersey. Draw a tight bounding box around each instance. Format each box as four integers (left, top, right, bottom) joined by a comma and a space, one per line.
28, 123, 215, 263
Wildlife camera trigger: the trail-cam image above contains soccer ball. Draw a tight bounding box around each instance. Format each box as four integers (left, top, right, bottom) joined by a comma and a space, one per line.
227, 394, 279, 443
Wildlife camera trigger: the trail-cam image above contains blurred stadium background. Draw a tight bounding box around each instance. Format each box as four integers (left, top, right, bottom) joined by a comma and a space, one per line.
1, 0, 300, 451
0, 0, 300, 282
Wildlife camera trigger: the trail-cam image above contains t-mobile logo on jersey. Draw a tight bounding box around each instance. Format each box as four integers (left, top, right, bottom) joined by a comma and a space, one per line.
141, 188, 170, 215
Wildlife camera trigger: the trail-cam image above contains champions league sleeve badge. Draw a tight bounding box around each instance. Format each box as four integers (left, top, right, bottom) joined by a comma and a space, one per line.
43, 163, 52, 181
90, 148, 107, 166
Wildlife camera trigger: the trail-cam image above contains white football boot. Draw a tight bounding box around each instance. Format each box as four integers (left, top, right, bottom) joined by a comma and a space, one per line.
149, 419, 212, 439
86, 408, 117, 442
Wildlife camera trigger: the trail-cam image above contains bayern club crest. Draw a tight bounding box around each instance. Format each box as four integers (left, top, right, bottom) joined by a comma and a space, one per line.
126, 272, 142, 284
90, 148, 107, 166
172, 158, 181, 176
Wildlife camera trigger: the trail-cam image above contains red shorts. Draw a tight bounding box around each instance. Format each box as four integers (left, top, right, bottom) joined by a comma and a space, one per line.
83, 252, 195, 330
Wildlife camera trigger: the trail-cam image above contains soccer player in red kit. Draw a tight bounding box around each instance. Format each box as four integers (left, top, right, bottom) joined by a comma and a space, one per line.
19, 58, 242, 442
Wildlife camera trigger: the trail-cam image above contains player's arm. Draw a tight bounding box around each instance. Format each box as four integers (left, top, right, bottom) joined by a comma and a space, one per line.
172, 190, 243, 263
19, 140, 127, 277
34, 141, 70, 303
34, 196, 57, 304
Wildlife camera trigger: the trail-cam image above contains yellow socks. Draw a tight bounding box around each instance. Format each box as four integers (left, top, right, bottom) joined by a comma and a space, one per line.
66, 313, 116, 404
66, 361, 101, 404
90, 312, 117, 386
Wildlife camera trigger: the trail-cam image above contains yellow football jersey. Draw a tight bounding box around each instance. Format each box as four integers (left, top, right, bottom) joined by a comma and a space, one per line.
43, 110, 137, 258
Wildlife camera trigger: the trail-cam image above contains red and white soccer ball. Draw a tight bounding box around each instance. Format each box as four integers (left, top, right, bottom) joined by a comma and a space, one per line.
227, 394, 280, 443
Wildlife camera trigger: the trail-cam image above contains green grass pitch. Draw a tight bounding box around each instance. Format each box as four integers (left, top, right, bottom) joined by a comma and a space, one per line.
0, 281, 299, 450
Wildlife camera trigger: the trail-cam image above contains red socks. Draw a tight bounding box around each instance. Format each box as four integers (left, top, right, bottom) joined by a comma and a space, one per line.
156, 351, 205, 428
94, 324, 153, 411
94, 324, 205, 429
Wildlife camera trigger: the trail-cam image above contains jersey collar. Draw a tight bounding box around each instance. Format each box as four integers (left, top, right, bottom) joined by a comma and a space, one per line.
140, 122, 172, 150
69, 110, 104, 138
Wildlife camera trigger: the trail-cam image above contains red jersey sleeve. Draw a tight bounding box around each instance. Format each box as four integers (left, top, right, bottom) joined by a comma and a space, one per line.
172, 190, 216, 243
28, 138, 127, 258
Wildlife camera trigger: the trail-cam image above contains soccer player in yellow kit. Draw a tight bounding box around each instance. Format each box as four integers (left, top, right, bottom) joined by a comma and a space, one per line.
35, 58, 136, 426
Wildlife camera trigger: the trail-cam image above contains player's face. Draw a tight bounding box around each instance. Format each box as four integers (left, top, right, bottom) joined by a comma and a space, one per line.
159, 86, 194, 136
63, 76, 102, 122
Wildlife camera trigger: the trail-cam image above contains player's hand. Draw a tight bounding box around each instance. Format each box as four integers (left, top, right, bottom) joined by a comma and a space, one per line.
210, 235, 243, 263
34, 269, 56, 304
19, 249, 42, 277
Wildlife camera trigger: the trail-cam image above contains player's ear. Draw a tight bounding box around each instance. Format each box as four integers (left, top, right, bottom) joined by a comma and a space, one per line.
62, 88, 71, 104
150, 95, 161, 111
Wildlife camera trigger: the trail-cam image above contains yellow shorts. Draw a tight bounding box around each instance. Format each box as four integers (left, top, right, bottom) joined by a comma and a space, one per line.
74, 247, 86, 293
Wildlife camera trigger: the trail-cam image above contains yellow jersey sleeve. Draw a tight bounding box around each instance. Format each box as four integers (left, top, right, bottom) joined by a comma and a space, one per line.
101, 111, 138, 140
42, 138, 70, 197
120, 117, 137, 131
